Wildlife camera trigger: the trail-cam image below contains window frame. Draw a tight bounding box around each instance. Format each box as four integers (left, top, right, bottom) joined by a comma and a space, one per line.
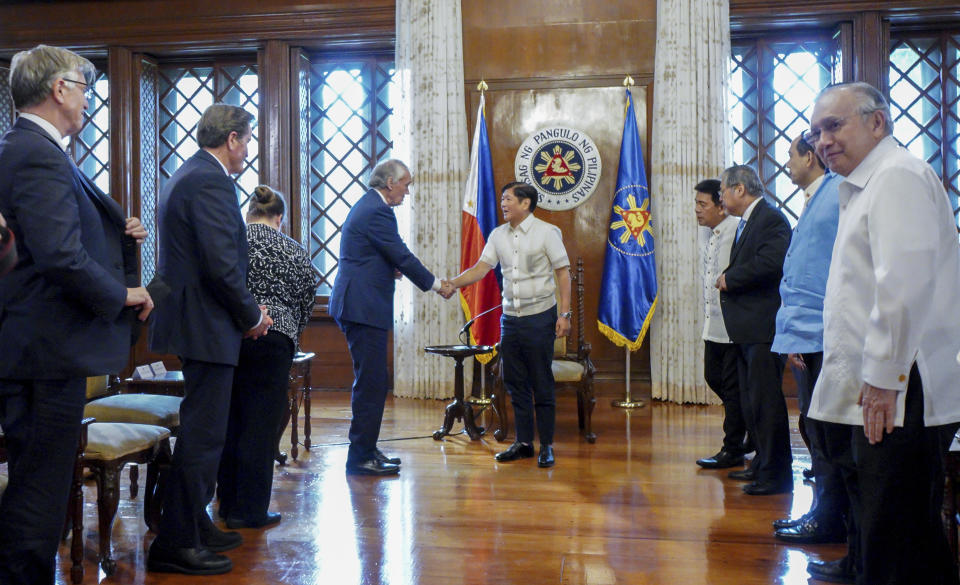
730, 29, 844, 224
303, 52, 396, 301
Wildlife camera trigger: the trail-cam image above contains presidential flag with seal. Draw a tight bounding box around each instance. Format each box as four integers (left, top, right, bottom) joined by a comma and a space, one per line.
597, 88, 658, 350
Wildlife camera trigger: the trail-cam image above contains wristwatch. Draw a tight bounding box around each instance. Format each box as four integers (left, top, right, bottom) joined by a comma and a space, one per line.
559, 311, 572, 320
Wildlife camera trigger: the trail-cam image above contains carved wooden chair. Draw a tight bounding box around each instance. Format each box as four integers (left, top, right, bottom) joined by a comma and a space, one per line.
83, 374, 180, 493
494, 257, 597, 443
79, 420, 172, 574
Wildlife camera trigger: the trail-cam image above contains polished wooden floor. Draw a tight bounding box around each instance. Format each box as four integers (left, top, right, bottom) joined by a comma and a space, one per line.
54, 384, 843, 584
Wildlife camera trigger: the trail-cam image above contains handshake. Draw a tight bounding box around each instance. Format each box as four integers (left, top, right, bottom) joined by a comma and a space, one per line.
437, 279, 457, 299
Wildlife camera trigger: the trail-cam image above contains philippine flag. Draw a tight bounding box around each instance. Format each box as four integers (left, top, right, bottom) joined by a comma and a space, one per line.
459, 93, 502, 362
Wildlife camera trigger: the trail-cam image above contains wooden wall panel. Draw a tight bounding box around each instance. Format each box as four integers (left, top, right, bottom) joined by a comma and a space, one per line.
462, 1, 656, 83
300, 317, 392, 390
0, 0, 395, 54
462, 1, 657, 381
467, 84, 652, 379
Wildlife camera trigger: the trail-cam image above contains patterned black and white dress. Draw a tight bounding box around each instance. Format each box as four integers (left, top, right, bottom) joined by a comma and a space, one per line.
245, 223, 318, 351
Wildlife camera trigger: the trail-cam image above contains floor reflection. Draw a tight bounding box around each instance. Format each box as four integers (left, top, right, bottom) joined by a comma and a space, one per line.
52, 389, 847, 585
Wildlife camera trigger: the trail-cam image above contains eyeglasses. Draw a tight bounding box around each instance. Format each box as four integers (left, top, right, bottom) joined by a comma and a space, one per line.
62, 78, 94, 100
802, 115, 852, 147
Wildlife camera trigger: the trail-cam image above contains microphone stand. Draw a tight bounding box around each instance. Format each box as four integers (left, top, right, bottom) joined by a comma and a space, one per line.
459, 304, 501, 411
458, 304, 502, 345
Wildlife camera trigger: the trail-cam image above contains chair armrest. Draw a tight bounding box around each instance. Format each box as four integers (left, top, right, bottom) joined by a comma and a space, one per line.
80, 417, 95, 451
577, 341, 592, 362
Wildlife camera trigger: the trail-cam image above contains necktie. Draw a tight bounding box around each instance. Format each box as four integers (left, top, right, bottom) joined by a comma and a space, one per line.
735, 218, 746, 244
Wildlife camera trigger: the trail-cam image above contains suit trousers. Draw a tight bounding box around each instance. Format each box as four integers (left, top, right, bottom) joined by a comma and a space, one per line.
852, 364, 959, 585
217, 332, 293, 521
703, 340, 745, 454
155, 359, 234, 548
792, 352, 848, 523
501, 307, 557, 446
736, 343, 791, 483
0, 378, 85, 585
343, 321, 389, 465
818, 419, 860, 574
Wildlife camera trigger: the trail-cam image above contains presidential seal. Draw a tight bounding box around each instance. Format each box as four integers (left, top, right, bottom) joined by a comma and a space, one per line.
514, 126, 602, 211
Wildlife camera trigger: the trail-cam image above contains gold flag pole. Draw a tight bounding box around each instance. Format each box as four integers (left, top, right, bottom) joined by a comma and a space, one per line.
612, 348, 645, 408
467, 78, 494, 413
612, 76, 646, 410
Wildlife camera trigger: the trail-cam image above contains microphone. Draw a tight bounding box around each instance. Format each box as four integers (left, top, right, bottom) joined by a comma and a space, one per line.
458, 304, 502, 343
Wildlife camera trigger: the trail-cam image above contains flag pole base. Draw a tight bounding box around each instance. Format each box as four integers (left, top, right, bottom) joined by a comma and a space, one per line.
611, 399, 646, 409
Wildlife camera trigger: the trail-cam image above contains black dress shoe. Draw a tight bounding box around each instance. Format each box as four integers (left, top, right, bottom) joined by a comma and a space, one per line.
199, 516, 243, 552
775, 514, 845, 544
538, 445, 555, 468
147, 541, 232, 575
696, 450, 744, 469
743, 479, 793, 495
728, 468, 755, 481
346, 458, 400, 476
772, 511, 809, 529
375, 448, 401, 465
807, 557, 855, 584
495, 442, 535, 462
225, 512, 282, 529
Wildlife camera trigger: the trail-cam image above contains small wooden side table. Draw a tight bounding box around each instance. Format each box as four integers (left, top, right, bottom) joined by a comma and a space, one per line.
279, 352, 315, 461
425, 344, 495, 441
123, 371, 185, 396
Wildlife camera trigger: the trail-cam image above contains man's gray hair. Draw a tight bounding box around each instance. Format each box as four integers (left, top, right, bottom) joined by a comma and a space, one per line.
722, 164, 764, 197
368, 159, 410, 190
8, 44, 95, 109
820, 81, 894, 136
197, 104, 254, 149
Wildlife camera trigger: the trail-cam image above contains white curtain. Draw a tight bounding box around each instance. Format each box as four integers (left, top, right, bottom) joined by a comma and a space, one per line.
649, 0, 730, 404
392, 0, 468, 399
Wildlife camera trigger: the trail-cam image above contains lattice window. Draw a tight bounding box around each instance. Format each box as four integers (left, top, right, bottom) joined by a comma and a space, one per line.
70, 71, 110, 194
730, 36, 841, 224
140, 59, 160, 284
157, 62, 259, 214
0, 64, 13, 134
308, 58, 395, 295
889, 32, 960, 227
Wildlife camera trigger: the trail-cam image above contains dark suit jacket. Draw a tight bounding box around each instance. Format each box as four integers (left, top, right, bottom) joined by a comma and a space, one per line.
720, 198, 791, 345
149, 150, 261, 366
328, 189, 435, 330
0, 117, 134, 378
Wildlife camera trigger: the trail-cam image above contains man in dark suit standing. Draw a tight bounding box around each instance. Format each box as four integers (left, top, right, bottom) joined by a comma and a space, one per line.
329, 159, 451, 476
716, 164, 792, 495
0, 45, 153, 585
148, 104, 271, 575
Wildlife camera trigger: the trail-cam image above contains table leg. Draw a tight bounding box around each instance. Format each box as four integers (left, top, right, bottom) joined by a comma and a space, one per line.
433, 400, 460, 440
433, 356, 486, 441
303, 363, 312, 451
289, 380, 300, 461
462, 401, 482, 441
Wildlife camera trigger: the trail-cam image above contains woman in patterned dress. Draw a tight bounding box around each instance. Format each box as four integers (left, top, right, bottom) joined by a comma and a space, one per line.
217, 185, 318, 528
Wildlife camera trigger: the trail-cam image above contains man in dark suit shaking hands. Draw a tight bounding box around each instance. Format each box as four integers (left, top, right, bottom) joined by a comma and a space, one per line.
716, 165, 792, 496
148, 104, 272, 575
0, 45, 153, 585
329, 159, 452, 476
